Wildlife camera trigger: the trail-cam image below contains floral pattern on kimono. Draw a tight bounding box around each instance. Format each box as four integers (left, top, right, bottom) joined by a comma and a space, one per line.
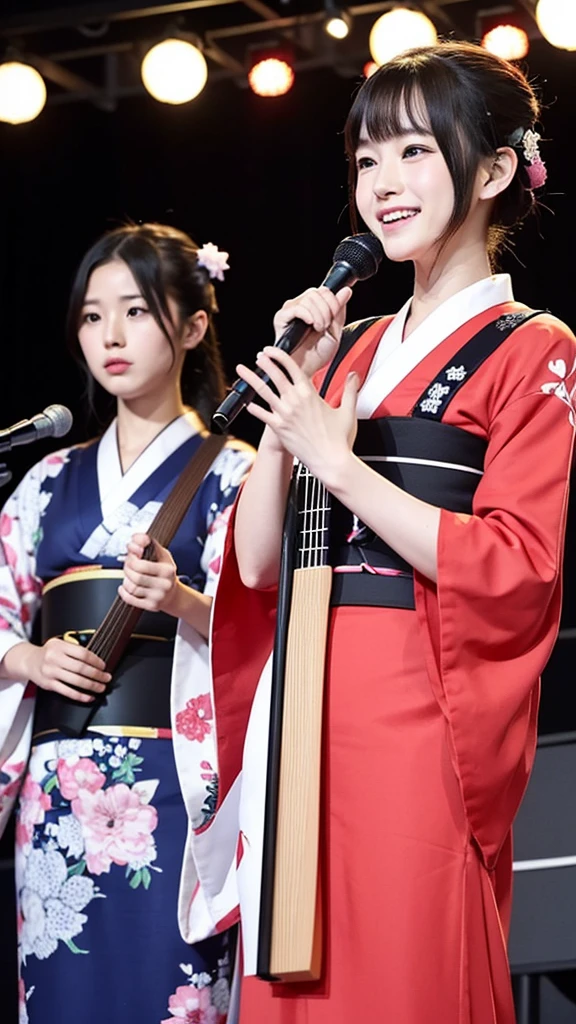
0, 417, 254, 1024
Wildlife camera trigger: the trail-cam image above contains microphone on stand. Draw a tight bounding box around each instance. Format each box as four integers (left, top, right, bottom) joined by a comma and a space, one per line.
211, 233, 383, 433
0, 405, 73, 454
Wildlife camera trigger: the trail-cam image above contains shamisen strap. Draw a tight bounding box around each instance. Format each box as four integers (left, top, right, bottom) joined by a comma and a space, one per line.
256, 305, 545, 984
55, 431, 226, 738
412, 309, 543, 419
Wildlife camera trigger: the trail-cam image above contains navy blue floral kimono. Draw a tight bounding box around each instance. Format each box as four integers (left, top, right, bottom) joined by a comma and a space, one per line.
0, 414, 253, 1024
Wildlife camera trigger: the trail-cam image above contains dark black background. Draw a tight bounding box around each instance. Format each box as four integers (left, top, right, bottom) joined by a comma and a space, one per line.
1, 31, 575, 651
1, 5, 576, 1018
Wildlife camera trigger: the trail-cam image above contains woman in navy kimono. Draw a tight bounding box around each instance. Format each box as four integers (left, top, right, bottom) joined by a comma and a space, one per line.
0, 224, 253, 1024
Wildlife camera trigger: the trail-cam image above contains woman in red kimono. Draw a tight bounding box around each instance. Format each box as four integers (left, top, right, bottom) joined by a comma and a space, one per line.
209, 42, 575, 1023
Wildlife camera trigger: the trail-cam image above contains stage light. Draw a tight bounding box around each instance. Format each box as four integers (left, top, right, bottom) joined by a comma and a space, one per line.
141, 38, 207, 105
482, 24, 529, 60
536, 0, 576, 51
324, 2, 352, 40
363, 61, 379, 78
248, 55, 294, 97
369, 8, 437, 67
0, 61, 47, 125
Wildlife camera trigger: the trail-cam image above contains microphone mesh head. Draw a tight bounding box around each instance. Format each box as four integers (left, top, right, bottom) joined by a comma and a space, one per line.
332, 233, 383, 281
43, 405, 74, 439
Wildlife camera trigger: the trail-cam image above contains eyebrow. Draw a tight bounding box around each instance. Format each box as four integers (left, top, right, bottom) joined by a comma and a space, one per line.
82, 294, 144, 306
357, 127, 433, 145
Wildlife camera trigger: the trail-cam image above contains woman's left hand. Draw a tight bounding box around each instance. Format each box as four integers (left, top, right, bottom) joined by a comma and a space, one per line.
236, 346, 359, 485
119, 533, 178, 614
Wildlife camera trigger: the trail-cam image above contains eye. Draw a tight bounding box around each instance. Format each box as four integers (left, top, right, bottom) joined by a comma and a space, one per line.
127, 306, 148, 318
403, 145, 429, 159
356, 155, 376, 171
82, 312, 100, 324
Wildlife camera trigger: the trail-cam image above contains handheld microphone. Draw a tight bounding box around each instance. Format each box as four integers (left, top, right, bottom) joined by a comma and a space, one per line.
212, 233, 383, 433
0, 405, 73, 454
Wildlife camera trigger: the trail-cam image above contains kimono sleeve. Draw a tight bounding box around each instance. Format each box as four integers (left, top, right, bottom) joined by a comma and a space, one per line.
415, 325, 576, 870
200, 444, 255, 597
0, 461, 46, 831
170, 444, 255, 941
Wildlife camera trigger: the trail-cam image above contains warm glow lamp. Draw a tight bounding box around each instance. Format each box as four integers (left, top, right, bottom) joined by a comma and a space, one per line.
248, 54, 295, 97
536, 0, 576, 51
482, 24, 529, 60
369, 8, 437, 66
0, 62, 47, 125
324, 2, 352, 40
141, 38, 208, 104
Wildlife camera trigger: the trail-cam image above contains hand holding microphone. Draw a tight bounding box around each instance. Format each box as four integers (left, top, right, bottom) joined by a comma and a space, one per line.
271, 284, 351, 381
212, 233, 383, 432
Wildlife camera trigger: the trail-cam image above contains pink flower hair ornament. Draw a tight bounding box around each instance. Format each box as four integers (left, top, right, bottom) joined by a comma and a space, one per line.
508, 126, 548, 190
525, 158, 547, 190
196, 242, 230, 282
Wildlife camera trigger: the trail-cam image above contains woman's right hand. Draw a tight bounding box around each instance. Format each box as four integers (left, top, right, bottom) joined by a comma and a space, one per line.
26, 638, 111, 703
272, 285, 352, 379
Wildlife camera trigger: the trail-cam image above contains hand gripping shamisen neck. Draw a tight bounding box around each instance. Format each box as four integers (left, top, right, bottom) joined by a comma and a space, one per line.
0, 222, 253, 1024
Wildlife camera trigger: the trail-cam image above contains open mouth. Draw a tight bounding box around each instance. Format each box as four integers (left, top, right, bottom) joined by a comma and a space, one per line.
380, 209, 420, 225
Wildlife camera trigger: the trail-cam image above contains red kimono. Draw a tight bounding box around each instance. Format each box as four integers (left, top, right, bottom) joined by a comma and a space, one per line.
203, 287, 575, 1024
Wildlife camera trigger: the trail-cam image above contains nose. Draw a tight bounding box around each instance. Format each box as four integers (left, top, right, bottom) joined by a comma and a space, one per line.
103, 314, 126, 349
372, 157, 403, 200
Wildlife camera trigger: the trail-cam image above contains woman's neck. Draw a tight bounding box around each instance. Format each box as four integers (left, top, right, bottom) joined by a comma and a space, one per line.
115, 392, 192, 473
405, 236, 493, 340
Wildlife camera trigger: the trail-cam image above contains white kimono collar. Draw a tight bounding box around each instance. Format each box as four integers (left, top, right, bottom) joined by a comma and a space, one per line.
356, 273, 515, 418
98, 412, 201, 521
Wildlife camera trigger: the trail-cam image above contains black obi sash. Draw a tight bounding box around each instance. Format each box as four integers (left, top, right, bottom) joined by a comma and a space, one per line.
322, 308, 542, 610
33, 571, 175, 738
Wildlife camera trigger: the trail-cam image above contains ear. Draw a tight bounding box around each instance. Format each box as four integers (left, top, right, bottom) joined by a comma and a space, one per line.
479, 146, 519, 201
181, 310, 209, 351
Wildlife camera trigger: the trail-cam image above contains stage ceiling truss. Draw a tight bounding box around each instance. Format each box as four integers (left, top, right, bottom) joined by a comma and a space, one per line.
0, 0, 540, 108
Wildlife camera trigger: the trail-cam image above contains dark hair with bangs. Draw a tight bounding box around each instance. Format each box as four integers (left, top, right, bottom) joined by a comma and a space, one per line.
67, 222, 227, 427
345, 42, 541, 256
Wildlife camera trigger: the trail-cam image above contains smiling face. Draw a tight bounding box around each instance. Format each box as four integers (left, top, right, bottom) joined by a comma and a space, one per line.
77, 259, 188, 404
345, 47, 536, 276
354, 122, 456, 266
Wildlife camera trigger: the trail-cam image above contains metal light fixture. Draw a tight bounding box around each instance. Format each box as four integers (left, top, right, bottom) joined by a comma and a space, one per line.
323, 1, 352, 40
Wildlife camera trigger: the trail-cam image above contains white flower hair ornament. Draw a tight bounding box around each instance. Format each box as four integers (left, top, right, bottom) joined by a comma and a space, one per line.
507, 126, 547, 190
196, 242, 230, 282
